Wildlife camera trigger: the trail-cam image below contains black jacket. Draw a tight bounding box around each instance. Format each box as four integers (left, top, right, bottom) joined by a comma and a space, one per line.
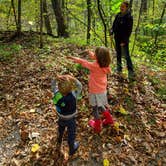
56, 92, 76, 116
110, 11, 133, 43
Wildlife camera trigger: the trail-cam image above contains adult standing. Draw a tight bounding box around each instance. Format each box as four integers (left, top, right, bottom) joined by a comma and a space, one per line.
110, 1, 135, 81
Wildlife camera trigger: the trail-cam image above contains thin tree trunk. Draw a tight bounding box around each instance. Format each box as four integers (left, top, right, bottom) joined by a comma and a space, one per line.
17, 0, 21, 36
142, 0, 147, 13
43, 0, 52, 35
51, 0, 69, 37
131, 0, 143, 55
129, 0, 133, 11
11, 0, 18, 30
154, 3, 166, 46
40, 0, 43, 48
152, 0, 155, 19
65, 6, 105, 45
7, 4, 12, 30
87, 0, 91, 44
97, 0, 107, 46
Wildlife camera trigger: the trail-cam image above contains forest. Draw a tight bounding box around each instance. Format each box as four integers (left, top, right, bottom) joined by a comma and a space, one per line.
0, 0, 165, 165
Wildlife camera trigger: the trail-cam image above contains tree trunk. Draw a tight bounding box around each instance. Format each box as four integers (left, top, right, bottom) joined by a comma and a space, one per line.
40, 0, 43, 48
154, 3, 166, 46
17, 0, 21, 36
7, 3, 12, 30
131, 0, 144, 55
11, 0, 18, 30
87, 0, 91, 44
43, 0, 52, 35
51, 0, 69, 37
97, 0, 107, 46
129, 0, 133, 11
142, 0, 147, 13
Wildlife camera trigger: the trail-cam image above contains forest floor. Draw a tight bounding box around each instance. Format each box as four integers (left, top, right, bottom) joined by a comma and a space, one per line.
0, 32, 166, 166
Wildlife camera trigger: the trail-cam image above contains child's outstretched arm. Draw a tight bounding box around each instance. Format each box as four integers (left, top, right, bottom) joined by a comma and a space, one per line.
72, 79, 82, 99
51, 79, 58, 94
67, 56, 93, 70
88, 50, 96, 60
78, 50, 96, 60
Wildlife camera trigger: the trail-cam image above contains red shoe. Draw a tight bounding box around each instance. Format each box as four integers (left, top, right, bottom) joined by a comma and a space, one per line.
102, 110, 114, 126
88, 119, 102, 133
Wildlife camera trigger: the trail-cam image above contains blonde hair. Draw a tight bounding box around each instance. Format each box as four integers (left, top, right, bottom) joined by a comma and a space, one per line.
57, 75, 76, 96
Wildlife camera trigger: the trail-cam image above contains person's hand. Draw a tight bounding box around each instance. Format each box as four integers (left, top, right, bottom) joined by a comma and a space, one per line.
88, 50, 96, 59
120, 43, 126, 46
67, 56, 75, 60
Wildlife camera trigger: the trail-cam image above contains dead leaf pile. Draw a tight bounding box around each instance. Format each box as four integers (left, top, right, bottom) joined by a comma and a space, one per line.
0, 35, 165, 165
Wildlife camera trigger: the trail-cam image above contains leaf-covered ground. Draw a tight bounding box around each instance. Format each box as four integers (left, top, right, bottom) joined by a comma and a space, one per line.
0, 33, 165, 166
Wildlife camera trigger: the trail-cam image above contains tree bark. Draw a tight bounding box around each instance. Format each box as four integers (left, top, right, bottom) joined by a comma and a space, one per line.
87, 0, 91, 44
142, 0, 147, 13
43, 0, 52, 35
129, 0, 133, 10
51, 0, 69, 37
131, 0, 144, 55
97, 0, 107, 46
11, 0, 18, 30
154, 3, 166, 46
17, 0, 21, 36
40, 0, 43, 48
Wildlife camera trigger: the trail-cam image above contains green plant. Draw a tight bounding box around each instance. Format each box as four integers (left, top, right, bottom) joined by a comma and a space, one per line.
0, 44, 22, 61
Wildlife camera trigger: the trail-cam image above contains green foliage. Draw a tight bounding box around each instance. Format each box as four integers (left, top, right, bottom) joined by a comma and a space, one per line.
54, 35, 87, 46
74, 64, 89, 74
110, 0, 122, 14
141, 22, 166, 36
0, 43, 22, 61
147, 74, 166, 101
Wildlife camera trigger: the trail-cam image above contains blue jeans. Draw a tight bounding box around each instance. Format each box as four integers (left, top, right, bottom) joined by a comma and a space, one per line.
58, 118, 76, 146
115, 41, 134, 73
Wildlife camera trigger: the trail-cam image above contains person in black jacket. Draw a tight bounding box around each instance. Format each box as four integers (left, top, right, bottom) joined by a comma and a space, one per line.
110, 1, 135, 81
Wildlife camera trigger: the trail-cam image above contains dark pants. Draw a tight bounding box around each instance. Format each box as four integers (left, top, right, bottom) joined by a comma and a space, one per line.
115, 40, 134, 73
57, 118, 76, 146
92, 106, 105, 119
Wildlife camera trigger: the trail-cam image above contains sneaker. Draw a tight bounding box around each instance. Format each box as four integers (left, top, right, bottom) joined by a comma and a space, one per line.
69, 142, 79, 155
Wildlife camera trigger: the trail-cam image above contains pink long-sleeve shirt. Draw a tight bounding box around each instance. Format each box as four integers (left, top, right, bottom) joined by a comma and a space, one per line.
72, 57, 111, 94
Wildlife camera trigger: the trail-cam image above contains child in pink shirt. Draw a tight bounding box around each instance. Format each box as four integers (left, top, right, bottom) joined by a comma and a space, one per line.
67, 46, 114, 133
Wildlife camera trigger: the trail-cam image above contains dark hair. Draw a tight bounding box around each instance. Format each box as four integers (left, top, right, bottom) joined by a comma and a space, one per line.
123, 1, 130, 8
95, 46, 111, 68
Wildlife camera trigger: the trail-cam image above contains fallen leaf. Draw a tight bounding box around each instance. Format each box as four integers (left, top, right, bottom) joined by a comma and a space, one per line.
29, 109, 36, 113
119, 105, 129, 115
103, 159, 109, 166
31, 144, 40, 153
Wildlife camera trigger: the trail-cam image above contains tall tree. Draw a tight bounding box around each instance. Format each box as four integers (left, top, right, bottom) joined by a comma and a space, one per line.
142, 0, 147, 13
11, 0, 21, 37
43, 0, 52, 35
17, 0, 21, 36
11, 0, 17, 29
154, 2, 166, 46
131, 0, 144, 55
51, 0, 69, 37
97, 0, 107, 46
129, 0, 133, 10
87, 0, 91, 44
40, 0, 43, 48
